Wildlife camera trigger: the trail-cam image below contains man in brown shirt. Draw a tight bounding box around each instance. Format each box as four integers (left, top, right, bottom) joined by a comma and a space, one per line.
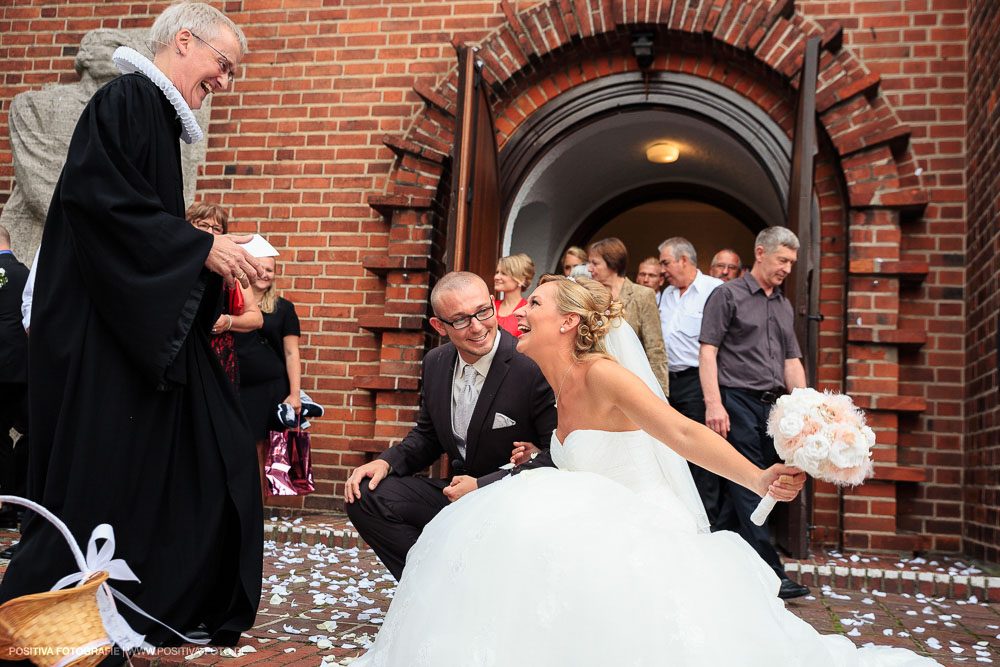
698, 226, 809, 599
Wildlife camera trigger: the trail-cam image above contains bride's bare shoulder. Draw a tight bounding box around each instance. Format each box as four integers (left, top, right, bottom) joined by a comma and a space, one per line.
581, 357, 651, 397
581, 356, 629, 384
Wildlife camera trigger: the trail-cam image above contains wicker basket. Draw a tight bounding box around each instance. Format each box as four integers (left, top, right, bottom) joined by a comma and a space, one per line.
0, 571, 112, 667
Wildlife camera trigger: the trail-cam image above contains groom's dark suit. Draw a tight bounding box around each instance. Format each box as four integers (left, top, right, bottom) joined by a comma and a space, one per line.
347, 329, 557, 579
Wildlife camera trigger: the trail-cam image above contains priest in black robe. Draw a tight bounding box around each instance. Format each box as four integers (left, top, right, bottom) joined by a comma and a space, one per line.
0, 2, 264, 648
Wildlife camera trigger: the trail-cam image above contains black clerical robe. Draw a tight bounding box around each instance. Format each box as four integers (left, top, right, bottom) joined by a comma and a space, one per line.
0, 72, 262, 646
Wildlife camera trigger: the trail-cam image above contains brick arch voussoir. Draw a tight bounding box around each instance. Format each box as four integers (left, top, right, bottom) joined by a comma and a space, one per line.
375, 0, 926, 217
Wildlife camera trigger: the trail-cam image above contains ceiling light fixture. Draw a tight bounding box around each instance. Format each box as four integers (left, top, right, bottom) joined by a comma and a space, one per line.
646, 142, 679, 163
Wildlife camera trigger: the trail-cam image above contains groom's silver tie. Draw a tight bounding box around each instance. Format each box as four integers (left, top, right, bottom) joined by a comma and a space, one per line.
453, 364, 479, 460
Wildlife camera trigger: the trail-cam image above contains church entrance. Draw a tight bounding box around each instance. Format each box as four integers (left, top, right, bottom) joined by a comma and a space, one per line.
365, 0, 932, 556
498, 73, 794, 281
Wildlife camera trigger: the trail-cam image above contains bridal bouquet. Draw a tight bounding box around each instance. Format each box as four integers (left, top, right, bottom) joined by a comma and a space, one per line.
750, 387, 875, 526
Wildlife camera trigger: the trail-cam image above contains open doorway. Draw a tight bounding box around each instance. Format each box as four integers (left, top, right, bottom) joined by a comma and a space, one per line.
583, 199, 755, 280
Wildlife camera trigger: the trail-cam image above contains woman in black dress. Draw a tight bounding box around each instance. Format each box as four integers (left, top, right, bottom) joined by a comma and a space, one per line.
233, 255, 302, 499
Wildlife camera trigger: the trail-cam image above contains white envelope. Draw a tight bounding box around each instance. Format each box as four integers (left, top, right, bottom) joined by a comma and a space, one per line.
492, 413, 516, 429
238, 233, 279, 258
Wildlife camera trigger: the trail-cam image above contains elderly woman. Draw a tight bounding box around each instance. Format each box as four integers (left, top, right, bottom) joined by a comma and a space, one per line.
493, 252, 535, 337
186, 201, 263, 384
0, 1, 263, 647
587, 237, 671, 395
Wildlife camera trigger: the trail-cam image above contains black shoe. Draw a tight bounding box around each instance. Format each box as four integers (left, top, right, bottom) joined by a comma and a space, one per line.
299, 390, 324, 418
778, 577, 810, 600
0, 542, 19, 560
183, 623, 211, 641
276, 403, 298, 430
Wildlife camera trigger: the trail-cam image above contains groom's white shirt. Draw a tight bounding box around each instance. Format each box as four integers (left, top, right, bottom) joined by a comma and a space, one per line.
450, 331, 501, 428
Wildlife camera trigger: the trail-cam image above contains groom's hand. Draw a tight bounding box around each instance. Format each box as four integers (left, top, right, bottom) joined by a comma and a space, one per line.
344, 459, 391, 503
510, 441, 541, 466
443, 475, 478, 503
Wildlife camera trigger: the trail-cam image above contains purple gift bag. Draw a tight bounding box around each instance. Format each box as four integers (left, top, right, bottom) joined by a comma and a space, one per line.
265, 429, 314, 496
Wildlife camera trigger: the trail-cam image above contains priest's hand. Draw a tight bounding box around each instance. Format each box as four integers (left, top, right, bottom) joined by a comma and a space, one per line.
443, 475, 478, 503
206, 234, 263, 289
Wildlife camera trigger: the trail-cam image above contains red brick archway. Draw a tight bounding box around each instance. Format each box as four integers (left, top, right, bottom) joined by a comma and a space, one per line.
359, 0, 934, 553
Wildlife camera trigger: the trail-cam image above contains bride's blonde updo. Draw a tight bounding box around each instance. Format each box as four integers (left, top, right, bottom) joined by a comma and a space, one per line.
538, 274, 624, 360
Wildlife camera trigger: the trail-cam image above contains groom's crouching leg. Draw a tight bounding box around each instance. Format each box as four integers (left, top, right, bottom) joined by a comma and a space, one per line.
346, 475, 451, 581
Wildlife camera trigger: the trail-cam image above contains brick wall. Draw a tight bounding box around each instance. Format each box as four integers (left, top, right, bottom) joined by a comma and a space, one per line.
0, 0, 509, 512
797, 0, 968, 553
964, 0, 999, 564
0, 0, 979, 558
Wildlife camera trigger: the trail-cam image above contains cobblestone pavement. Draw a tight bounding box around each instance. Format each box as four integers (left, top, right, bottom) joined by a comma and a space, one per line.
2, 517, 999, 666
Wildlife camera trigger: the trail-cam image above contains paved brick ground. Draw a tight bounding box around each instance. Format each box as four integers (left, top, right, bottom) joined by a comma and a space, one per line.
3, 516, 999, 666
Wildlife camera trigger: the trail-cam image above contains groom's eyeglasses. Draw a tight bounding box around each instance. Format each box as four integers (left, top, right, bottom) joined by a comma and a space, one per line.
437, 304, 495, 330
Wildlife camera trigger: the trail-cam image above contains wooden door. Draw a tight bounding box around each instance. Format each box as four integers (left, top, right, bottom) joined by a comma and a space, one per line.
439, 46, 503, 478
446, 45, 502, 283
773, 35, 822, 560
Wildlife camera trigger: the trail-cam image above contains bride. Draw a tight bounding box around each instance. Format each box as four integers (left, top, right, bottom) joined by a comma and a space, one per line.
354, 275, 938, 666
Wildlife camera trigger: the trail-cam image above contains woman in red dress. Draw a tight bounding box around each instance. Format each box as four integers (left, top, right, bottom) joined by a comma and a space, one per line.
494, 252, 535, 337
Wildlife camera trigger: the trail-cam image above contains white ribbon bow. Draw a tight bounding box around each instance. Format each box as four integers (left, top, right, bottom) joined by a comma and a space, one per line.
0, 495, 209, 650
50, 524, 141, 592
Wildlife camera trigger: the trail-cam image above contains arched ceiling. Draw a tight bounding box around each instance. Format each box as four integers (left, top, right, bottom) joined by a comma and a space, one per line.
502, 106, 786, 272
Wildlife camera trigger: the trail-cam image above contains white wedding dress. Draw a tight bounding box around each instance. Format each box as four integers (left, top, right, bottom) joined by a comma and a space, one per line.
354, 325, 938, 667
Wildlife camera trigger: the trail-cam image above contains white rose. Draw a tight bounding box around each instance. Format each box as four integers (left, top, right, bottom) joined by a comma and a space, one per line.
793, 434, 831, 472
828, 440, 865, 469
777, 413, 805, 440
791, 387, 825, 410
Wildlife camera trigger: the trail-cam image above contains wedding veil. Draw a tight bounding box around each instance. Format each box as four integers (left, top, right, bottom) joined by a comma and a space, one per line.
603, 320, 712, 533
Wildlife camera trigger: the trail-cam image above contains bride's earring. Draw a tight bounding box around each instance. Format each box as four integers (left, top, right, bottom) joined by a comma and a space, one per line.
559, 327, 565, 333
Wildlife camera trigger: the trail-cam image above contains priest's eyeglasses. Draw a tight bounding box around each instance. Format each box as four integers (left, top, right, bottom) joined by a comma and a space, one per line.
190, 30, 235, 83
437, 304, 495, 330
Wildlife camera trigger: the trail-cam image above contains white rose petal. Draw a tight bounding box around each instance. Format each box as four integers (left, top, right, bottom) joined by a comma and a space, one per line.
778, 413, 805, 439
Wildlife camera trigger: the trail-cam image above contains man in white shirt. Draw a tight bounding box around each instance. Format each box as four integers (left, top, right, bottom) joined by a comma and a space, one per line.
658, 236, 723, 522
21, 247, 38, 332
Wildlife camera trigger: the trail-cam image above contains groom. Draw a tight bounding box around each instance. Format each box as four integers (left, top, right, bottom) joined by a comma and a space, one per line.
345, 271, 557, 579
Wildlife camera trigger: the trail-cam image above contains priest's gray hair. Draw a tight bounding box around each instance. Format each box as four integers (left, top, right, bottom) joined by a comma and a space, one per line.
657, 237, 697, 264
149, 1, 248, 57
754, 226, 800, 254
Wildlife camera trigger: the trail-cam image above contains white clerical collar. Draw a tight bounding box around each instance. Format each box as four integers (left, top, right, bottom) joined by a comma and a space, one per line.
111, 46, 203, 144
